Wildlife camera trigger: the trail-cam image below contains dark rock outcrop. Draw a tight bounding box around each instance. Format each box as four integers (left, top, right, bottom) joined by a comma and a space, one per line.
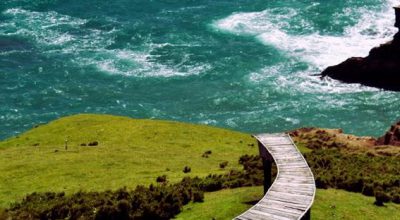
377, 121, 400, 146
321, 7, 400, 91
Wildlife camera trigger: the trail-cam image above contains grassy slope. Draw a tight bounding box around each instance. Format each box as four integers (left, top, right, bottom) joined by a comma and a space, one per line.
0, 114, 257, 207
1, 114, 398, 219
176, 187, 400, 220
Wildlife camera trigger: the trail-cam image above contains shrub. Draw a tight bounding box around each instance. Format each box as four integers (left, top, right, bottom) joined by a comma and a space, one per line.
362, 183, 374, 196
183, 166, 191, 173
192, 190, 204, 203
374, 191, 390, 206
199, 176, 224, 192
7, 181, 205, 220
88, 141, 99, 146
219, 161, 228, 169
202, 150, 212, 158
156, 175, 167, 183
392, 194, 400, 204
315, 176, 329, 189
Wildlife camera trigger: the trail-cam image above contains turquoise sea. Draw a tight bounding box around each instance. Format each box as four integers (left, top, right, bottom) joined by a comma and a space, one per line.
0, 0, 399, 139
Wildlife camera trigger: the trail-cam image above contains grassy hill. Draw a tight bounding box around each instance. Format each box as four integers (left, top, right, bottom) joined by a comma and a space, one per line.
1, 114, 399, 219
0, 114, 257, 207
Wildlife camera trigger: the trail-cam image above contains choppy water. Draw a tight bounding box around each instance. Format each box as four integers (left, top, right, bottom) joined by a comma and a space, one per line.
0, 0, 399, 139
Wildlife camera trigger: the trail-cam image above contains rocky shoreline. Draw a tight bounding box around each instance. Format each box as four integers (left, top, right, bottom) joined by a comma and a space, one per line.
320, 7, 400, 91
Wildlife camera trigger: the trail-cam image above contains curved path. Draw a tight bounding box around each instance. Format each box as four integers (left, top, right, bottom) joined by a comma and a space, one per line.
235, 133, 316, 220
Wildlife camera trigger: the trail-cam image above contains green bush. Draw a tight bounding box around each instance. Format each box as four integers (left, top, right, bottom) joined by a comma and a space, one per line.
202, 150, 212, 158
374, 190, 391, 206
183, 166, 191, 173
156, 175, 167, 183
219, 161, 228, 169
7, 183, 203, 220
192, 191, 204, 203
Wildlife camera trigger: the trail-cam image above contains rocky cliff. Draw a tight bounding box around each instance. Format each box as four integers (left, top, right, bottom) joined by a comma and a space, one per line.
377, 121, 400, 146
320, 7, 400, 91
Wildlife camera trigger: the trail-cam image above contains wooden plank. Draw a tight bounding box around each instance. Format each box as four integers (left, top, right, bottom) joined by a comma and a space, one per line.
273, 156, 305, 161
279, 167, 310, 172
259, 140, 291, 144
268, 148, 294, 152
276, 175, 314, 180
278, 173, 314, 180
273, 155, 304, 159
266, 194, 313, 206
248, 209, 293, 220
270, 184, 314, 191
278, 164, 308, 168
276, 160, 305, 164
276, 162, 308, 167
276, 175, 314, 181
265, 142, 293, 146
276, 177, 314, 183
253, 205, 299, 220
264, 141, 293, 145
239, 209, 289, 220
271, 183, 314, 189
255, 204, 305, 216
275, 179, 313, 184
271, 150, 301, 154
270, 188, 314, 196
270, 152, 300, 156
259, 198, 309, 210
273, 183, 315, 188
275, 159, 305, 164
273, 154, 303, 158
279, 172, 311, 176
267, 191, 314, 203
256, 133, 287, 138
266, 196, 306, 206
279, 169, 312, 173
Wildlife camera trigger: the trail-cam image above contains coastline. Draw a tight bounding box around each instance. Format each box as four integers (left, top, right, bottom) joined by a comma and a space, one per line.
321, 6, 400, 91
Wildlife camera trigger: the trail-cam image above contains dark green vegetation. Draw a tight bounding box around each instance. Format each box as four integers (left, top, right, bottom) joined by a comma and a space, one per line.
291, 128, 400, 205
6, 181, 204, 220
306, 149, 400, 204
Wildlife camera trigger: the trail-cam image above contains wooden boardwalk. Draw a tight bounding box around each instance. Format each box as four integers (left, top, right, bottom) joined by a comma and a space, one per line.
235, 133, 316, 220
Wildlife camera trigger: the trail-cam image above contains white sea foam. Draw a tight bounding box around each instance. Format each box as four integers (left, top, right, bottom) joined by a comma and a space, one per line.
214, 0, 397, 70
80, 46, 211, 77
1, 8, 86, 46
1, 8, 207, 78
215, 0, 397, 93
249, 62, 379, 94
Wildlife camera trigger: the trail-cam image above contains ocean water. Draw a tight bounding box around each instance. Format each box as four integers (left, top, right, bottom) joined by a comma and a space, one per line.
0, 0, 399, 139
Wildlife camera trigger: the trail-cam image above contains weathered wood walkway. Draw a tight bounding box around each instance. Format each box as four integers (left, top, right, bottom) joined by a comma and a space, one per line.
235, 133, 316, 220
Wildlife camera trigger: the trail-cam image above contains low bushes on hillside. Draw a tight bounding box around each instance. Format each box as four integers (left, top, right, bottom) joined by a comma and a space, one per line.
7, 146, 398, 219
305, 149, 400, 204
5, 155, 269, 220
7, 184, 203, 220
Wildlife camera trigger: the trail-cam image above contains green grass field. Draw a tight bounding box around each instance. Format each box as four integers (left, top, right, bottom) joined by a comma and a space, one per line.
1, 114, 398, 219
176, 187, 400, 220
0, 114, 257, 207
